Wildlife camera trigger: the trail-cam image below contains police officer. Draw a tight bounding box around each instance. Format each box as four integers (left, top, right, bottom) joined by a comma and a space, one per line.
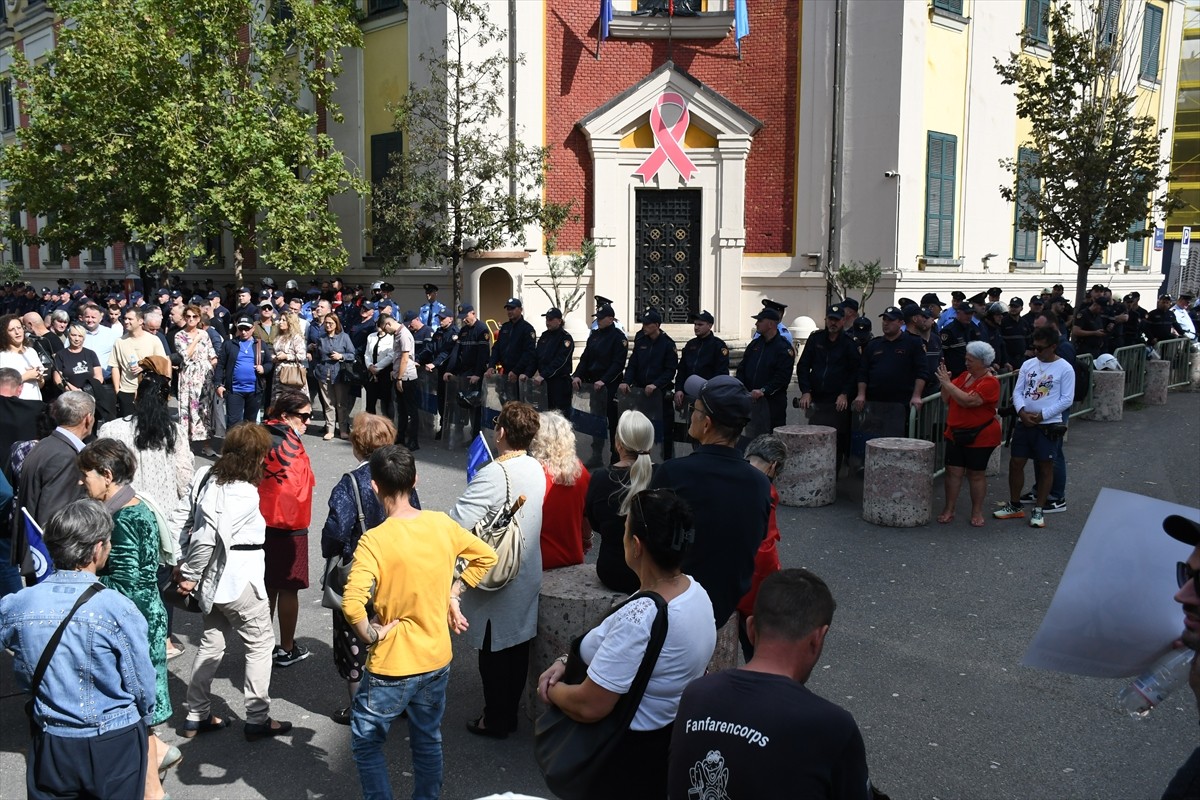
1071, 296, 1107, 357
940, 301, 981, 377
589, 295, 626, 333
1146, 294, 1182, 346
573, 303, 629, 463
979, 302, 1012, 372
531, 307, 574, 413
1122, 293, 1146, 347
921, 293, 946, 330
418, 283, 447, 328
447, 303, 491, 432
737, 304, 794, 433
749, 298, 794, 345
620, 308, 679, 459
904, 304, 941, 378
487, 297, 538, 387
854, 306, 929, 438
232, 286, 255, 320
407, 309, 434, 361
673, 310, 729, 410
795, 303, 859, 468
1021, 295, 1045, 331
423, 310, 459, 437
937, 290, 968, 330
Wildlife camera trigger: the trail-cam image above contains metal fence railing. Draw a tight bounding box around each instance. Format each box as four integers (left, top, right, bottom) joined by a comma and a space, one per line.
1156, 338, 1193, 388
908, 369, 1018, 479
1113, 344, 1147, 401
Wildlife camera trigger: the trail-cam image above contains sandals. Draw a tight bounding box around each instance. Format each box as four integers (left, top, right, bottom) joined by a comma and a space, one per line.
165, 642, 186, 660
181, 714, 229, 738
936, 512, 955, 524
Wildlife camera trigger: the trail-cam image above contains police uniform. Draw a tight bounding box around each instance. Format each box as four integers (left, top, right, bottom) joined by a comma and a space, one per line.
1001, 308, 1030, 365
978, 318, 1010, 370
534, 324, 575, 413
426, 318, 459, 430
795, 318, 859, 465
1071, 306, 1106, 357
419, 284, 448, 328
940, 317, 980, 377
1123, 302, 1146, 347
623, 329, 679, 459
675, 333, 729, 387
858, 327, 928, 438
1146, 306, 1178, 344
736, 331, 794, 432
573, 318, 629, 460
490, 316, 538, 378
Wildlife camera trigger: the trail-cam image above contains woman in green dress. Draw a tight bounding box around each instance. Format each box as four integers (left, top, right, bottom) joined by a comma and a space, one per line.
79, 438, 177, 799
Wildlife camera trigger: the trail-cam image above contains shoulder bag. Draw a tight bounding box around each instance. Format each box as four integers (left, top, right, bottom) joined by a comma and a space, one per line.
25, 582, 104, 737
469, 463, 526, 591
160, 470, 217, 613
321, 471, 366, 611
277, 358, 306, 388
533, 591, 669, 800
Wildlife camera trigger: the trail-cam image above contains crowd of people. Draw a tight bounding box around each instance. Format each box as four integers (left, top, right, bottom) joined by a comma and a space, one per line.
0, 272, 1198, 799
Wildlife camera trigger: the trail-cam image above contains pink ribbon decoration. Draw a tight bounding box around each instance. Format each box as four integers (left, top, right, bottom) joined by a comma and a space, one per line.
633, 91, 698, 184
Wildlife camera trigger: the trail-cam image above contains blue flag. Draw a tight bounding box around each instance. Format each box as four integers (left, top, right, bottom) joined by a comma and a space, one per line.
600, 0, 613, 40
467, 433, 493, 482
22, 507, 54, 584
735, 0, 749, 55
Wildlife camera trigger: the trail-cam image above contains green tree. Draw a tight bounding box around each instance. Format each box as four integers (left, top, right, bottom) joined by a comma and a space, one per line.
828, 259, 882, 315
0, 0, 364, 282
369, 0, 571, 313
533, 236, 595, 317
996, 1, 1176, 308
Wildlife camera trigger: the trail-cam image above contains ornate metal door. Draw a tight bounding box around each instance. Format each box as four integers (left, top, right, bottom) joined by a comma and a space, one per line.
634, 189, 701, 324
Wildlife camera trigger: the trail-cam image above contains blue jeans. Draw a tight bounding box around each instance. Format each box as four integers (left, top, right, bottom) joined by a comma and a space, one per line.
0, 537, 25, 598
351, 665, 450, 800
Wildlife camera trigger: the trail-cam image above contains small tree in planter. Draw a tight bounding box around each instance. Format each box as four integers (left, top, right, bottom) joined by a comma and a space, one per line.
828, 259, 883, 314
533, 236, 595, 318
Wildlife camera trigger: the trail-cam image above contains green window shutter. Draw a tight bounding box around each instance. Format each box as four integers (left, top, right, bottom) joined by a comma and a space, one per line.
1101, 0, 1121, 46
1127, 220, 1146, 266
1025, 0, 1050, 43
370, 132, 404, 191
924, 132, 957, 258
1013, 147, 1040, 261
934, 0, 964, 14
1141, 5, 1163, 80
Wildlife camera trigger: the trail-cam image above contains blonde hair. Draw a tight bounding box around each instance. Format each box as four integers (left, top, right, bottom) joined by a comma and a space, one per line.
530, 410, 582, 486
615, 410, 654, 515
279, 311, 304, 344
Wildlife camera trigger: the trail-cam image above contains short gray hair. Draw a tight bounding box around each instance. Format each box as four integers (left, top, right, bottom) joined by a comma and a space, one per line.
50, 309, 70, 324
745, 433, 788, 470
44, 499, 112, 570
51, 390, 96, 427
142, 307, 162, 324
0, 367, 21, 391
965, 340, 996, 366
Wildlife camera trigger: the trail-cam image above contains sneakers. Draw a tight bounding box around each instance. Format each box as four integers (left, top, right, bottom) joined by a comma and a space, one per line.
993, 502, 1025, 520
1043, 498, 1067, 514
1019, 491, 1035, 505
272, 644, 310, 668
1029, 507, 1046, 528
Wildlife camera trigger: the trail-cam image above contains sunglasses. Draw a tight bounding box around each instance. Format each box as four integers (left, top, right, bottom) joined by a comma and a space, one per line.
1178, 562, 1199, 590
1032, 345, 1052, 353
292, 412, 312, 423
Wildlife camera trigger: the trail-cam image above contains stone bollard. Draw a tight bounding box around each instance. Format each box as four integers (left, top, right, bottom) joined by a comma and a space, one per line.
773, 424, 837, 508
985, 443, 1003, 477
1087, 369, 1125, 421
862, 437, 935, 527
1192, 350, 1200, 390
525, 564, 625, 720
1145, 359, 1170, 405
707, 613, 741, 675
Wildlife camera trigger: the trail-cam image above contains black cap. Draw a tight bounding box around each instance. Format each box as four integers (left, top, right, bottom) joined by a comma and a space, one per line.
852, 316, 872, 330
762, 298, 788, 313
902, 304, 928, 320
156, 287, 170, 297
238, 286, 252, 295
380, 282, 394, 293
1160, 293, 1174, 301
840, 297, 860, 311
235, 314, 255, 328
503, 297, 523, 309
1164, 514, 1200, 546
967, 292, 987, 305
641, 308, 663, 324
752, 308, 782, 322
951, 291, 966, 301
690, 310, 715, 324
825, 304, 844, 319
921, 292, 944, 306
1009, 297, 1024, 307
1053, 283, 1064, 290
1182, 293, 1196, 301
1130, 291, 1140, 299
1123, 294, 1135, 303
897, 297, 917, 308
436, 309, 454, 320
402, 310, 418, 323
423, 283, 439, 294
1029, 295, 1044, 305
987, 287, 1003, 297
542, 307, 563, 320
683, 375, 751, 429
879, 306, 904, 321
458, 303, 474, 314
594, 305, 615, 319
954, 302, 974, 313
595, 295, 614, 307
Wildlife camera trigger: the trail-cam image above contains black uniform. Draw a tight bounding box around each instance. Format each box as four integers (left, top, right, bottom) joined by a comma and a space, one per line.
940, 319, 980, 377
452, 319, 491, 379
490, 317, 537, 377
858, 334, 928, 404
1072, 308, 1106, 357
795, 330, 859, 465
411, 324, 434, 362
533, 326, 575, 412
1146, 308, 1179, 344
1124, 306, 1147, 347
910, 330, 941, 379
573, 324, 629, 460
623, 331, 679, 459
736, 333, 794, 431
979, 320, 1010, 371
674, 333, 730, 387
1000, 314, 1030, 366
426, 322, 459, 426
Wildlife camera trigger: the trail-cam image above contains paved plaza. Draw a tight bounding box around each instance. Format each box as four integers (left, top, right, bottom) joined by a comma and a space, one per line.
1, 391, 1197, 800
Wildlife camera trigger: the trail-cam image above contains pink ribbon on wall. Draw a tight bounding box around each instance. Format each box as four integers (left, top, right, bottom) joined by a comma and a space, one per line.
633, 91, 698, 184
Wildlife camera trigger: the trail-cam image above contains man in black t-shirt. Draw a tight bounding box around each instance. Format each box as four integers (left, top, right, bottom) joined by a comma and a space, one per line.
669, 569, 873, 800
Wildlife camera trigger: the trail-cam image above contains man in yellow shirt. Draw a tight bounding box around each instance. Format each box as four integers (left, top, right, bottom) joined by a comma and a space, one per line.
343, 444, 496, 800
109, 306, 166, 415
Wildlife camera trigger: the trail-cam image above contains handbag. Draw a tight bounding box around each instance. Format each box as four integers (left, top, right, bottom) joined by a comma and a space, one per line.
277, 361, 306, 387
321, 471, 367, 611
533, 591, 669, 800
469, 463, 526, 591
26, 582, 104, 737
161, 470, 216, 613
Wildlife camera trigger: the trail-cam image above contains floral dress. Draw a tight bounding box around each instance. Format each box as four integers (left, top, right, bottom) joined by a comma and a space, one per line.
100, 501, 171, 725
175, 328, 216, 441
272, 333, 310, 402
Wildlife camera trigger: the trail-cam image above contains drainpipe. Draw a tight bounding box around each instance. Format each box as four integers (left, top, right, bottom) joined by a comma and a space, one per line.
825, 0, 846, 308
508, 0, 517, 200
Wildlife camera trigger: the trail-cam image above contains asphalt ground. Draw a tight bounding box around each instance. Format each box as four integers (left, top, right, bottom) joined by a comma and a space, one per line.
1, 389, 1198, 800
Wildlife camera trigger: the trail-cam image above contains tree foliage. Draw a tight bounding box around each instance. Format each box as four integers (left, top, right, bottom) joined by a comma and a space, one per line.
828, 259, 882, 314
369, 0, 571, 312
0, 0, 365, 277
534, 236, 595, 316
996, 1, 1176, 307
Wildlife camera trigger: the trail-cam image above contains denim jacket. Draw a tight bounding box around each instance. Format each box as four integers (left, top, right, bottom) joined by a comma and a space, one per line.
0, 570, 156, 737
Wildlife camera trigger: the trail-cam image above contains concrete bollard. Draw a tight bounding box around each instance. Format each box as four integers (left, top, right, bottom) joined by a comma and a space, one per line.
1145, 359, 1170, 405
862, 437, 935, 527
525, 564, 625, 719
985, 444, 1003, 477
773, 424, 837, 508
1192, 350, 1200, 390
1087, 369, 1125, 421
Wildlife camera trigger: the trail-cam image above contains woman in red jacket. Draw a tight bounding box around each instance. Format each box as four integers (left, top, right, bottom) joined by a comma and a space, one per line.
530, 410, 592, 569
259, 389, 316, 667
736, 434, 788, 662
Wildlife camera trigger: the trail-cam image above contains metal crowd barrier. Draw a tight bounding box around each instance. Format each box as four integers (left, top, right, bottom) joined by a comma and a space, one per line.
906, 369, 1018, 479
1156, 338, 1192, 388
1113, 344, 1147, 401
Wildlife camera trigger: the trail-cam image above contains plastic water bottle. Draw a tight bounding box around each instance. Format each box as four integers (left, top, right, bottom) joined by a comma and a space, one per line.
1117, 649, 1195, 717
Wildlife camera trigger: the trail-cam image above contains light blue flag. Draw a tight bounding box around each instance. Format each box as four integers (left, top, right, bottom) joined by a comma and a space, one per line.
467, 433, 493, 482
600, 0, 613, 40
22, 507, 54, 584
735, 0, 749, 56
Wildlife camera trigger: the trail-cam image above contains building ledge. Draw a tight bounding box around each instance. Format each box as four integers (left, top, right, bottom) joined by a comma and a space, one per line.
1009, 260, 1046, 272
609, 11, 734, 40
1022, 41, 1051, 59
467, 250, 531, 261
1138, 76, 1161, 91
929, 6, 969, 33
918, 256, 963, 271
1124, 264, 1151, 272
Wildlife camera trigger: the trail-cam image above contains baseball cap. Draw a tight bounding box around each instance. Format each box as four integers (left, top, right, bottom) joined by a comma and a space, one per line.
825, 304, 844, 320
642, 309, 663, 325
435, 309, 454, 320
130, 291, 143, 301
902, 304, 929, 320
235, 315, 254, 329
156, 287, 171, 296
594, 305, 615, 320
690, 310, 715, 324
504, 297, 523, 309
543, 307, 563, 320
458, 304, 474, 314
361, 301, 378, 312
1164, 515, 1200, 546
954, 302, 974, 313
238, 286, 252, 295
259, 300, 273, 310
683, 375, 752, 429
1009, 297, 1024, 307
879, 306, 904, 321
840, 297, 860, 311
1029, 295, 1044, 305
1160, 293, 1174, 301
752, 308, 781, 322
402, 310, 418, 323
